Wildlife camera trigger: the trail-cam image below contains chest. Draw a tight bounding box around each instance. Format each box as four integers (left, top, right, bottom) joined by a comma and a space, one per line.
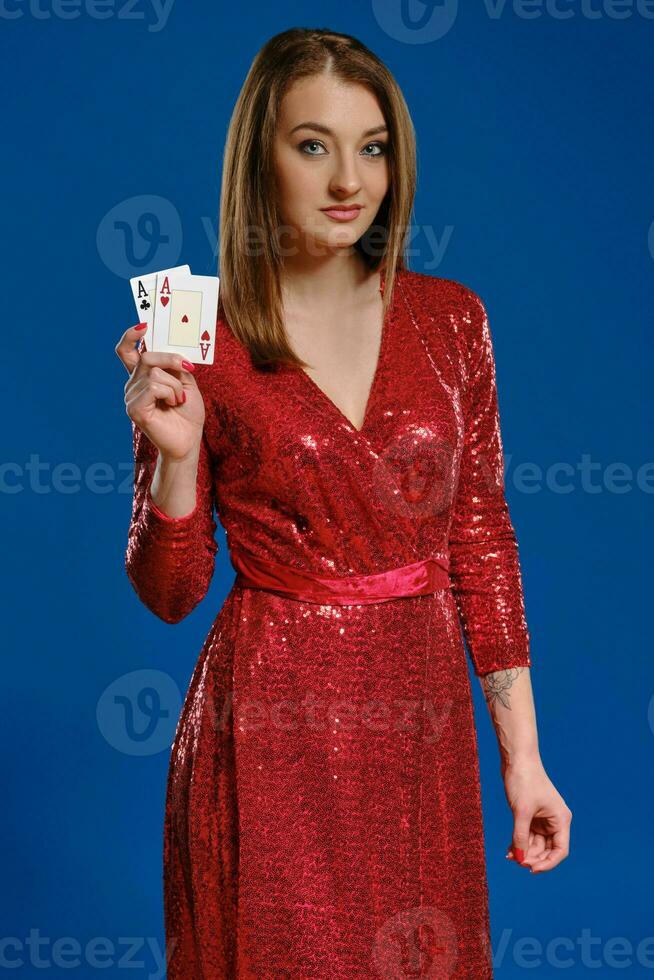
205, 295, 466, 506
283, 292, 385, 434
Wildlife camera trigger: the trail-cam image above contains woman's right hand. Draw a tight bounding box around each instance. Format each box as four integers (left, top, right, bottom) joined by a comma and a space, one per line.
115, 323, 206, 462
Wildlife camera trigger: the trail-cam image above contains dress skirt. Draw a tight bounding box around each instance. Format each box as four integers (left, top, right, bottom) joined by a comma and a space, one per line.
164, 586, 493, 977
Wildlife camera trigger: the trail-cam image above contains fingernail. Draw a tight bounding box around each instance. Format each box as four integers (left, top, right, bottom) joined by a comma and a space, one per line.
181, 360, 196, 372
135, 323, 147, 331
514, 848, 525, 863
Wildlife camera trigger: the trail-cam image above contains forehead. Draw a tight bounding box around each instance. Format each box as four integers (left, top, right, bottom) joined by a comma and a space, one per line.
277, 74, 385, 131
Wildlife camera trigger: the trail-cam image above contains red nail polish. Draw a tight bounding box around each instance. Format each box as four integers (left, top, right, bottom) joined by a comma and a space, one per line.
514, 848, 525, 863
181, 359, 195, 372
135, 323, 147, 331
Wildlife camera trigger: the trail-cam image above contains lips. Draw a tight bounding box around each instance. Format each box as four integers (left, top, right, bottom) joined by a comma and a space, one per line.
321, 206, 362, 213
320, 205, 363, 222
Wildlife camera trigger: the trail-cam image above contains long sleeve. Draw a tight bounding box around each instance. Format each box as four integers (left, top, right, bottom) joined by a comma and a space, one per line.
448, 288, 532, 677
125, 419, 218, 624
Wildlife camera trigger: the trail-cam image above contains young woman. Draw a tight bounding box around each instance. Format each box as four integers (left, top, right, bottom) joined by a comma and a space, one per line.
115, 27, 571, 980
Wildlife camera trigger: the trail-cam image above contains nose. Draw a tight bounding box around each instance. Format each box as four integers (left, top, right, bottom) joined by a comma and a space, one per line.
328, 151, 362, 197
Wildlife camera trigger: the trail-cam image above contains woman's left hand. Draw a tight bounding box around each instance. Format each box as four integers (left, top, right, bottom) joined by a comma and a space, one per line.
503, 757, 572, 874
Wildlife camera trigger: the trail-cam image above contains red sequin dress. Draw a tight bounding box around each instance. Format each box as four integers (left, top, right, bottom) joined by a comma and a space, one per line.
125, 268, 531, 979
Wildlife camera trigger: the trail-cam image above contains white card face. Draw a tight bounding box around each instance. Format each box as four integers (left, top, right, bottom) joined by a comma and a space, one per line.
152, 271, 219, 365
168, 289, 203, 346
129, 265, 190, 351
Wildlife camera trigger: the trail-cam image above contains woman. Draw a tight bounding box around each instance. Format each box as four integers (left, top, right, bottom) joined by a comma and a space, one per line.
116, 27, 571, 980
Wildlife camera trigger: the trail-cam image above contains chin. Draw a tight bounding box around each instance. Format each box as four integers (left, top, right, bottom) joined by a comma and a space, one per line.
321, 229, 360, 249
296, 231, 354, 255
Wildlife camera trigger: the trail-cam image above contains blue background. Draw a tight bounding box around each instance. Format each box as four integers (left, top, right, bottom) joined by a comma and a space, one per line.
3, 1, 652, 976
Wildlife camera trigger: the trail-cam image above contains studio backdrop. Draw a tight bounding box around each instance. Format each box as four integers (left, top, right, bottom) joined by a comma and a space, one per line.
3, 2, 652, 978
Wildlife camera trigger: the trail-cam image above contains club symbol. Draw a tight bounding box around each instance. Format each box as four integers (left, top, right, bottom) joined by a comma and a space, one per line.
139, 299, 151, 311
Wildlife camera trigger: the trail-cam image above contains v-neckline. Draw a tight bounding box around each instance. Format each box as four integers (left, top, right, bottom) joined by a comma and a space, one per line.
295, 268, 392, 436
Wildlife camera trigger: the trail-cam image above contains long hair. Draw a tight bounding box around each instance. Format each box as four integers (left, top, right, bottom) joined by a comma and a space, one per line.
218, 27, 417, 369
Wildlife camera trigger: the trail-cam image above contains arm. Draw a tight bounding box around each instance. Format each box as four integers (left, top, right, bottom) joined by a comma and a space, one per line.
447, 288, 540, 760
125, 420, 218, 624
447, 287, 532, 681
448, 289, 571, 873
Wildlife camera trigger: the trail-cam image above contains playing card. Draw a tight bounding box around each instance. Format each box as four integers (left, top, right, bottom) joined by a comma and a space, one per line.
129, 265, 190, 351
152, 270, 219, 365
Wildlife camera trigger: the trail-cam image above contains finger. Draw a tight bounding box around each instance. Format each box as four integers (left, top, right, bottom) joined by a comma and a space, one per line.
520, 830, 544, 869
525, 833, 548, 866
529, 831, 570, 873
115, 323, 148, 374
529, 832, 547, 854
512, 809, 533, 865
125, 372, 178, 407
147, 366, 186, 402
139, 350, 197, 375
127, 377, 184, 412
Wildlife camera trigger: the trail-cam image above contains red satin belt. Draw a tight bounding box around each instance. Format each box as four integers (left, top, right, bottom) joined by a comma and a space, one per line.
230, 546, 451, 606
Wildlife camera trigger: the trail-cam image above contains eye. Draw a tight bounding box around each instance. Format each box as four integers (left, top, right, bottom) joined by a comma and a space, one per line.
361, 142, 388, 157
299, 139, 327, 156
298, 139, 389, 158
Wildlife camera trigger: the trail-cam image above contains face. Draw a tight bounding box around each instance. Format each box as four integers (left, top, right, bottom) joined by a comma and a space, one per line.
272, 73, 390, 258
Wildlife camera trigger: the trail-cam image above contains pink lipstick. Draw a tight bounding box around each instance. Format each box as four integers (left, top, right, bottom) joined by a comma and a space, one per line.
320, 205, 363, 222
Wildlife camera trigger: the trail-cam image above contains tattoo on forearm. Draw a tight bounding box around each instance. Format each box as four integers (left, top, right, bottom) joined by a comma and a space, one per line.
480, 667, 525, 710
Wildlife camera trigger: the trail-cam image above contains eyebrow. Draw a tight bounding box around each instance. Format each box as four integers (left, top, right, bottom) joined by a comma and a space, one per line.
289, 121, 389, 138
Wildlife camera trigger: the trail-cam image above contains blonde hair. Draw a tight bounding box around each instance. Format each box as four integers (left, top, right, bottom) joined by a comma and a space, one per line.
218, 27, 417, 369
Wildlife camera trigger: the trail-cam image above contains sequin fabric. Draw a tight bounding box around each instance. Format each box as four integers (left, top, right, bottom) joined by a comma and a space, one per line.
125, 268, 532, 979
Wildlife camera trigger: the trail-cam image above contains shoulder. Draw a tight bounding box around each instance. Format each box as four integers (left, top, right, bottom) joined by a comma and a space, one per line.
396, 268, 491, 360
398, 268, 487, 320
